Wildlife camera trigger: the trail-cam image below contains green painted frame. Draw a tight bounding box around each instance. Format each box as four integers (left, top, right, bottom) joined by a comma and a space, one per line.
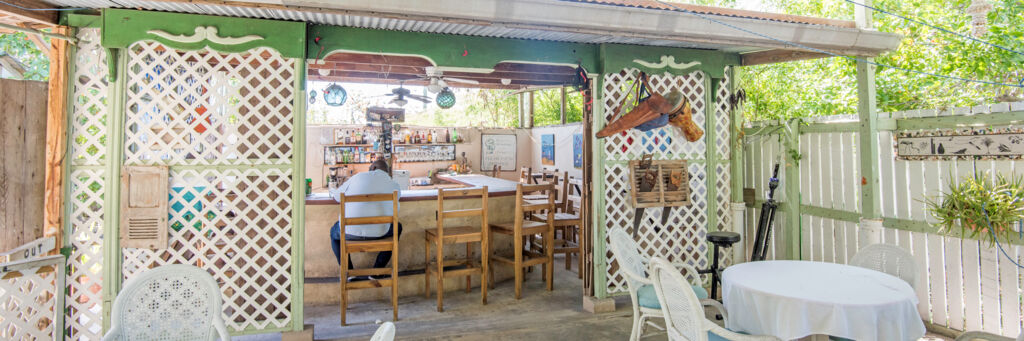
101, 9, 306, 59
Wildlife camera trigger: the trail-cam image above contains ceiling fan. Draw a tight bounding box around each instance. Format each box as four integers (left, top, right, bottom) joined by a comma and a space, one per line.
419, 66, 480, 93
376, 84, 432, 107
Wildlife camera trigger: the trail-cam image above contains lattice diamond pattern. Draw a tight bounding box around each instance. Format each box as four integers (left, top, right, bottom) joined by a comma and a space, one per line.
716, 164, 731, 232
603, 163, 709, 294
124, 42, 295, 166
67, 169, 105, 340
70, 28, 109, 166
602, 69, 706, 161
715, 70, 731, 159
0, 266, 59, 340
66, 27, 108, 341
121, 168, 293, 331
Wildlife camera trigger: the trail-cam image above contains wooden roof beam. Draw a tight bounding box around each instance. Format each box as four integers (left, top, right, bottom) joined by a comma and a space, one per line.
0, 0, 58, 26
741, 49, 833, 66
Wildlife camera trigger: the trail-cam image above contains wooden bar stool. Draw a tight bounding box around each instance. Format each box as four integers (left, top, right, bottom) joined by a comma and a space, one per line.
338, 191, 400, 326
530, 173, 582, 278
489, 183, 555, 299
519, 167, 532, 183
424, 187, 489, 312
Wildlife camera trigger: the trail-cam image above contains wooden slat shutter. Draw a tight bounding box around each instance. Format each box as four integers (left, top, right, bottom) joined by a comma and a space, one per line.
119, 165, 168, 249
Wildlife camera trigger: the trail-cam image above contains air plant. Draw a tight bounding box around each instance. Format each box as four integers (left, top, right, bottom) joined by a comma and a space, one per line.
925, 171, 1024, 246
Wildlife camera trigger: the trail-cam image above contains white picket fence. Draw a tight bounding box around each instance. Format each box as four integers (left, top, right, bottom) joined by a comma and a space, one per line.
743, 102, 1024, 338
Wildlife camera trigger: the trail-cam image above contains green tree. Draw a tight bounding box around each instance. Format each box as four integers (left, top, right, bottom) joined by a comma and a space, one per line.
0, 32, 49, 81
741, 0, 1024, 120
533, 87, 584, 126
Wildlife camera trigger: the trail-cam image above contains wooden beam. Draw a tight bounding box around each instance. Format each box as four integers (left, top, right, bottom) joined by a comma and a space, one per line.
43, 25, 69, 255
0, 0, 57, 25
741, 49, 832, 66
560, 86, 566, 124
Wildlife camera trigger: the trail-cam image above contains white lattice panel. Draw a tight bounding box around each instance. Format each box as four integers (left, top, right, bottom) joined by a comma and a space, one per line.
715, 70, 731, 160
602, 70, 707, 161
70, 28, 109, 166
1, 262, 60, 340
121, 168, 293, 331
66, 27, 108, 341
715, 163, 731, 232
66, 169, 105, 340
601, 69, 712, 294
124, 42, 295, 166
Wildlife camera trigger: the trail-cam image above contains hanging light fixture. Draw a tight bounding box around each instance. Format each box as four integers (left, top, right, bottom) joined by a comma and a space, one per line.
435, 87, 456, 109
323, 83, 347, 107
308, 90, 317, 104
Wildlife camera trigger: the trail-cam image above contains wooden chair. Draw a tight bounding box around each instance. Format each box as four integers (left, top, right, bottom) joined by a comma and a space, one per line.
490, 165, 501, 178
339, 191, 400, 325
530, 172, 582, 277
523, 171, 558, 203
424, 187, 489, 312
489, 183, 555, 299
519, 167, 533, 184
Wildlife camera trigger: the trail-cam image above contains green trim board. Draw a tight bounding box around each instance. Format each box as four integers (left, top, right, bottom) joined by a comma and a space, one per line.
782, 120, 801, 260
856, 59, 881, 219
704, 75, 719, 264
101, 9, 306, 59
600, 44, 738, 79
896, 110, 1024, 130
66, 13, 101, 28
310, 25, 598, 71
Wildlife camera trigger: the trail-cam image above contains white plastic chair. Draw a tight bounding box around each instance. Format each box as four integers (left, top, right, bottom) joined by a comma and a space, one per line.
955, 331, 1024, 341
102, 264, 230, 341
608, 228, 725, 341
370, 322, 396, 341
649, 257, 780, 341
849, 243, 919, 290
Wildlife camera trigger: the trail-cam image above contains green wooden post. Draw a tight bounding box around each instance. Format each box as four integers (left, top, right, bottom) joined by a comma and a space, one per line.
101, 48, 128, 332
591, 72, 608, 299
782, 119, 801, 260
289, 60, 307, 332
856, 0, 883, 246
705, 78, 720, 272
728, 67, 745, 204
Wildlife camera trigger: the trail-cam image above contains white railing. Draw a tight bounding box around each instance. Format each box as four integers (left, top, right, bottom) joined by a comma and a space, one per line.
742, 103, 1024, 337
0, 255, 65, 341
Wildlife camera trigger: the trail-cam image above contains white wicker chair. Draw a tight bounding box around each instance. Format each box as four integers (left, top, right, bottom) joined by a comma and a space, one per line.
649, 257, 780, 341
102, 264, 230, 341
955, 331, 1024, 341
608, 228, 725, 341
849, 243, 919, 290
370, 322, 396, 341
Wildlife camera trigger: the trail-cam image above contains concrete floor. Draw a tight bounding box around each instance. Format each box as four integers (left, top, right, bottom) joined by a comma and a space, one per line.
238, 256, 953, 341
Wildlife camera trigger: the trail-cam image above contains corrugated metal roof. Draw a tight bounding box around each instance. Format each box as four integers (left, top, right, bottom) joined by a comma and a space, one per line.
45, 0, 740, 50
561, 0, 856, 28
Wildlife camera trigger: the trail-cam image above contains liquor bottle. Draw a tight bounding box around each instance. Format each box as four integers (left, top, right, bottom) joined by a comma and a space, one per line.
427, 131, 433, 143
445, 129, 451, 143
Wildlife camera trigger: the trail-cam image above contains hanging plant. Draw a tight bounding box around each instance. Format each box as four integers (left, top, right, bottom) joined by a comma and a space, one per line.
925, 172, 1024, 246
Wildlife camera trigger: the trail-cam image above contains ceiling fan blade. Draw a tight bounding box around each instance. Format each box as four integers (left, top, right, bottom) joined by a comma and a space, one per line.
442, 77, 479, 85
407, 94, 432, 102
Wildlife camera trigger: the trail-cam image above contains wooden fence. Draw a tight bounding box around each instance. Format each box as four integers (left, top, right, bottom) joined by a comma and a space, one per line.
742, 103, 1024, 337
0, 78, 48, 252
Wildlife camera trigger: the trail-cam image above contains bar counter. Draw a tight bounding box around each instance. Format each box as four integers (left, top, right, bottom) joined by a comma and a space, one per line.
303, 175, 522, 304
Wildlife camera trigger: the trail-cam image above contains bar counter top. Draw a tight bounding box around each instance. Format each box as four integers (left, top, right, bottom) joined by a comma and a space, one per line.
305, 174, 520, 205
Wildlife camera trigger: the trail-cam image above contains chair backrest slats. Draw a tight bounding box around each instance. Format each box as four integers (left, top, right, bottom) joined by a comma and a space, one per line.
650, 257, 707, 341
436, 187, 488, 238
849, 243, 919, 290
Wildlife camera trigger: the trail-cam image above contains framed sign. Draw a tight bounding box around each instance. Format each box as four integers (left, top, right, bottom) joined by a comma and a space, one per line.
481, 134, 517, 171
897, 127, 1024, 160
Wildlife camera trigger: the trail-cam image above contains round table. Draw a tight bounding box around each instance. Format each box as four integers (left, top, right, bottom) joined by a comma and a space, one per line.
722, 260, 925, 341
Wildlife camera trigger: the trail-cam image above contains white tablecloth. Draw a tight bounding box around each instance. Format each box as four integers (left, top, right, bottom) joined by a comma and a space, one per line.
722, 260, 925, 341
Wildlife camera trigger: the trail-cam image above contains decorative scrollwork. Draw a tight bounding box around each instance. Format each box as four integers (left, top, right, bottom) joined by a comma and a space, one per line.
146, 26, 264, 45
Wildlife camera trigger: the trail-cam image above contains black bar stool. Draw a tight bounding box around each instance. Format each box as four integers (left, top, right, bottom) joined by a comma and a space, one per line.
700, 231, 741, 300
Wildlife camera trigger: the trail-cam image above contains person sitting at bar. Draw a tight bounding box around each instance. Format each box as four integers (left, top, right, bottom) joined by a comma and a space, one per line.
329, 158, 402, 281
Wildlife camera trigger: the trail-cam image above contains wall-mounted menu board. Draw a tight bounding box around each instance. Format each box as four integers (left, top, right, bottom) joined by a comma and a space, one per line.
394, 144, 456, 162
481, 134, 517, 171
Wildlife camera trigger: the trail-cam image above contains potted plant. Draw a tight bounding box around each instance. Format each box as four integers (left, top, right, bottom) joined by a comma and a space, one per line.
925, 172, 1024, 245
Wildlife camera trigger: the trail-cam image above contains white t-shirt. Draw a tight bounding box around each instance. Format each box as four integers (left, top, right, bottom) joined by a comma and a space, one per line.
329, 170, 401, 238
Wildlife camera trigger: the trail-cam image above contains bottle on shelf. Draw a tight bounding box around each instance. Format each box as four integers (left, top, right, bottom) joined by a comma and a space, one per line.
427, 131, 433, 143
445, 129, 451, 143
